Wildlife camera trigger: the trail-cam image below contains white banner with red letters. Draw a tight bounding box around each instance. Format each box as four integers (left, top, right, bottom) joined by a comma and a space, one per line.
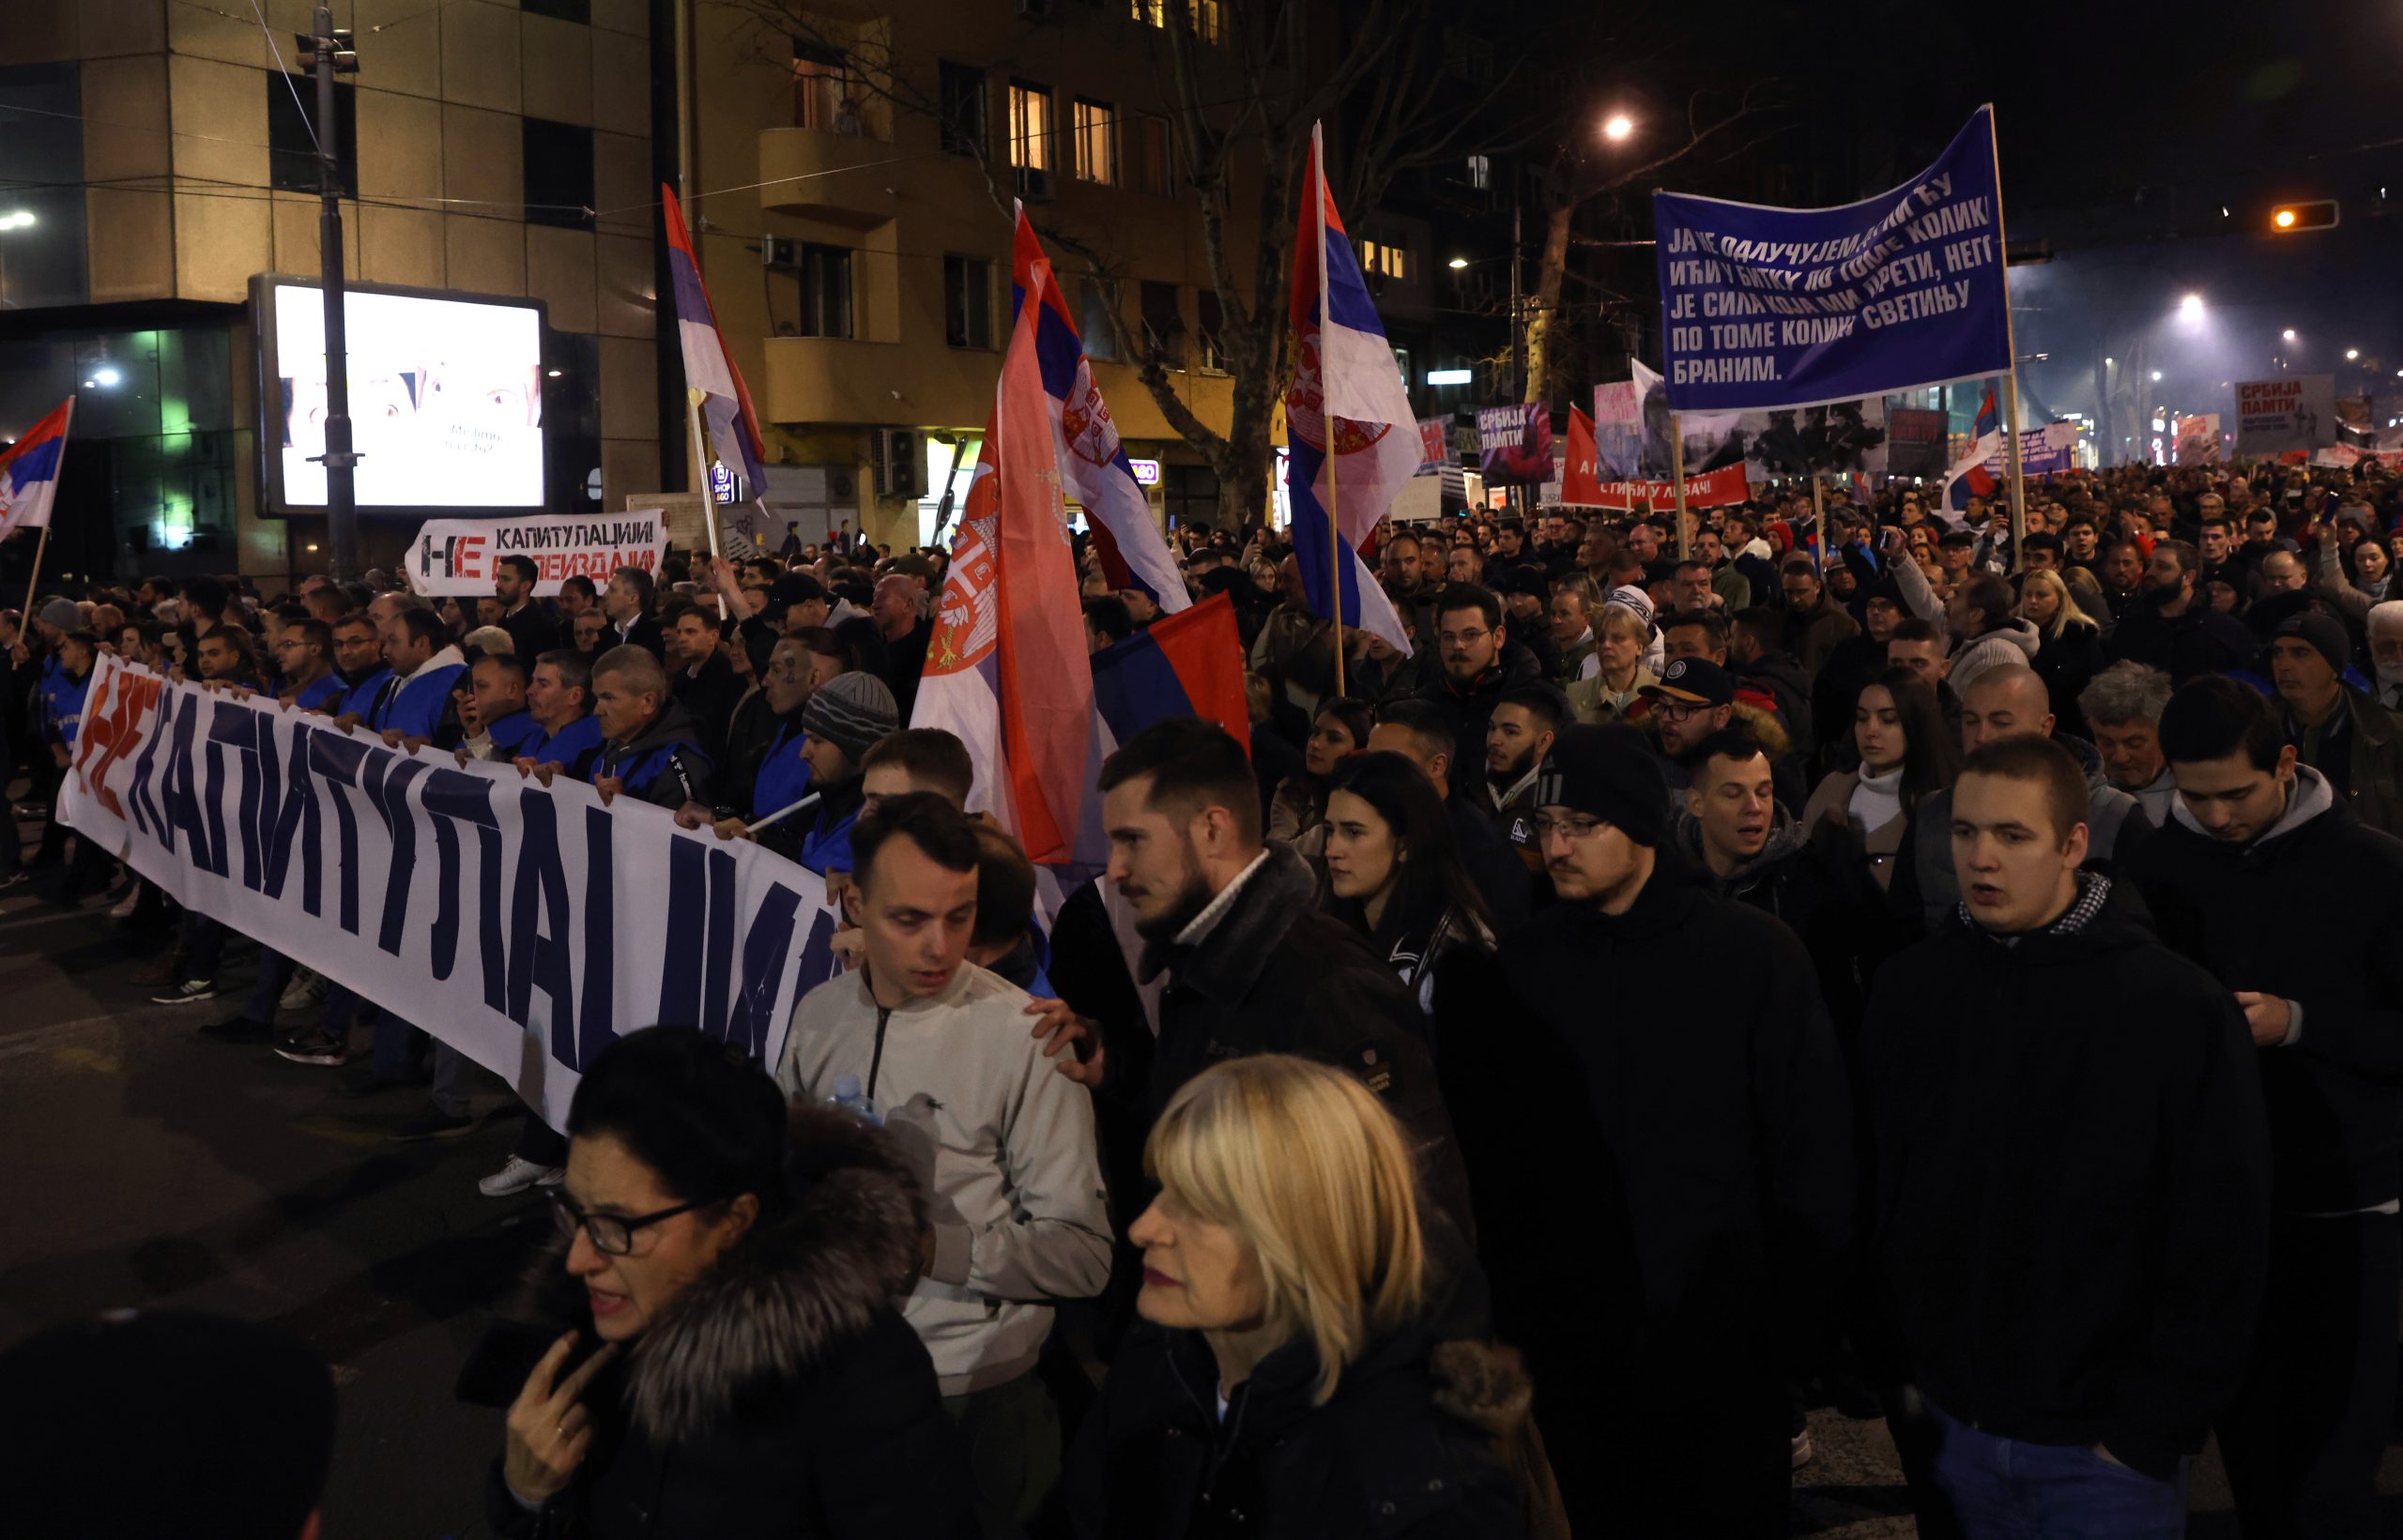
404, 511, 671, 597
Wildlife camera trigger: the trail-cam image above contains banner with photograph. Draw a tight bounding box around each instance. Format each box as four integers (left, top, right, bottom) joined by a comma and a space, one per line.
1416, 418, 1450, 475
404, 511, 673, 598
2233, 375, 2334, 456
2175, 414, 2222, 465
58, 656, 840, 1129
1651, 107, 2013, 411
1620, 359, 1886, 480
1477, 404, 1554, 487
1592, 380, 1645, 479
1887, 406, 1950, 477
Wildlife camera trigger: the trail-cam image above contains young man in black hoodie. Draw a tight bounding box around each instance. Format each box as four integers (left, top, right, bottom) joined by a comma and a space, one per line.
2128, 677, 2403, 1540
1476, 722, 1852, 1538
1866, 733, 2270, 1537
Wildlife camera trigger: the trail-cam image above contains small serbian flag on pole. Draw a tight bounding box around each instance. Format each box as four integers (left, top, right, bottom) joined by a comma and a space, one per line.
1285, 123, 1415, 656
1942, 385, 2004, 521
1010, 214, 1187, 615
0, 397, 74, 540
661, 185, 770, 510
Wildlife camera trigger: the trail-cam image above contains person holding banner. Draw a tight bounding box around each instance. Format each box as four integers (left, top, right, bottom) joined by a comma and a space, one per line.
515, 649, 606, 782
587, 647, 714, 812
493, 1026, 977, 1537
458, 653, 546, 763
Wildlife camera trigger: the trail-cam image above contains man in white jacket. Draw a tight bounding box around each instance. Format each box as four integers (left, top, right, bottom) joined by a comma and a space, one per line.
777, 791, 1111, 1536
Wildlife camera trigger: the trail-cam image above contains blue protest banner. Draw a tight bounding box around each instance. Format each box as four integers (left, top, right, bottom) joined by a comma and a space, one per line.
1652, 106, 2012, 412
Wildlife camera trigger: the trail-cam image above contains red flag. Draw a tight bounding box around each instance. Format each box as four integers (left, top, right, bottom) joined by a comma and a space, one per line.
1561, 405, 1605, 506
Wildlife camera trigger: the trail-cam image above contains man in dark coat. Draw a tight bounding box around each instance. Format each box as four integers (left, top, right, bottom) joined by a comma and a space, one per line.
1866, 734, 2269, 1536
2129, 678, 2403, 1540
1472, 722, 1852, 1538
493, 554, 562, 659
1408, 583, 1543, 760
2107, 540, 2255, 684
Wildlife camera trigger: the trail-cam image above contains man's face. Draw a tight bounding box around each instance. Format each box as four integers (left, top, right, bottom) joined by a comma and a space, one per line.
1689, 750, 1774, 866
1384, 540, 1421, 587
856, 834, 978, 1003
1625, 524, 1660, 563
800, 732, 856, 785
193, 635, 243, 681
1447, 548, 1481, 586
1951, 770, 2085, 935
1655, 697, 1730, 758
1543, 516, 1568, 544
2198, 524, 2231, 562
2258, 553, 2307, 596
871, 577, 917, 636
1887, 636, 1948, 686
475, 596, 505, 629
1694, 530, 1723, 566
603, 573, 641, 622
1484, 703, 1553, 779
274, 632, 323, 680
1661, 622, 1716, 664
590, 669, 658, 741
1102, 776, 1215, 941
2090, 717, 2164, 791
333, 622, 380, 674
1863, 596, 1903, 644
783, 597, 831, 633
762, 639, 814, 716
2141, 548, 2187, 602
1781, 569, 1820, 610
2372, 623, 2403, 686
2169, 747, 2296, 844
574, 611, 607, 652
1577, 529, 1611, 569
2024, 546, 2059, 572
1547, 594, 1587, 647
1505, 588, 1544, 629
1959, 675, 2052, 756
495, 565, 529, 607
1937, 543, 1972, 575
1536, 805, 1646, 903
1496, 526, 1523, 556
1436, 606, 1503, 682
1672, 567, 1713, 611
1120, 587, 1160, 625
527, 663, 583, 727
558, 585, 592, 618
2103, 546, 2144, 590
2065, 524, 2097, 558
1366, 723, 1442, 785
2269, 637, 2339, 709
2245, 514, 2278, 546
471, 657, 527, 722
670, 613, 718, 667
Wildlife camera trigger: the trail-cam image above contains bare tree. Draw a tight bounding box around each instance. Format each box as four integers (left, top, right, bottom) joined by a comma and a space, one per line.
727, 0, 1511, 527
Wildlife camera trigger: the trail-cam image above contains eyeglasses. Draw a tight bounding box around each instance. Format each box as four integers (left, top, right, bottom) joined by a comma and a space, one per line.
550, 1190, 710, 1257
1530, 814, 1610, 842
1437, 628, 1491, 648
1652, 701, 1713, 722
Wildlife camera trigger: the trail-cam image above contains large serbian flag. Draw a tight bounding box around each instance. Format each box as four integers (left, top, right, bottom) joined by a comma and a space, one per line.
0, 397, 74, 540
1942, 386, 2004, 520
913, 207, 1095, 863
662, 184, 769, 551
1559, 404, 1606, 506
1011, 218, 1187, 614
1285, 123, 1414, 656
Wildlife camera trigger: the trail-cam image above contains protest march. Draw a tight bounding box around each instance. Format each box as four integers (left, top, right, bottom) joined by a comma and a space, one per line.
6, 53, 2403, 1540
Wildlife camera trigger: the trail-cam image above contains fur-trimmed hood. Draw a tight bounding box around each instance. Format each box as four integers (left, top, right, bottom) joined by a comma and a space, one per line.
521, 1104, 925, 1446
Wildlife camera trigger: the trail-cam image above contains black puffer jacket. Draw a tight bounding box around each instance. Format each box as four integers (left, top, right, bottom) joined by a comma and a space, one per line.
1066, 1319, 1536, 1540
1407, 644, 1545, 761
485, 1106, 977, 1540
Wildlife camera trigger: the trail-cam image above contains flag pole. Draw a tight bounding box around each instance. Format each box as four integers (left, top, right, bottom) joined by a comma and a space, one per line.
1314, 123, 1345, 700
1813, 475, 1826, 567
686, 387, 727, 619
1985, 107, 2028, 571
1669, 410, 1691, 561
21, 524, 53, 617
18, 395, 71, 615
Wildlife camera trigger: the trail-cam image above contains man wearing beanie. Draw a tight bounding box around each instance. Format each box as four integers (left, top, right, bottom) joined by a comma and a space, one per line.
787, 666, 897, 876
1466, 722, 1852, 1539
2269, 610, 2403, 837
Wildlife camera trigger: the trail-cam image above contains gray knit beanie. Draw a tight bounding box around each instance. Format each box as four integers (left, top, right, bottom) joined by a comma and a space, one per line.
38, 598, 80, 632
801, 669, 898, 766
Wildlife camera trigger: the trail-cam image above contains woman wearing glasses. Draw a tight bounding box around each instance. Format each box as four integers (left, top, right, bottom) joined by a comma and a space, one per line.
490, 1026, 975, 1538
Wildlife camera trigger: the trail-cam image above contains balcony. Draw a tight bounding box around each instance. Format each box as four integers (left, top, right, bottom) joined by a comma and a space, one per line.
758, 128, 895, 228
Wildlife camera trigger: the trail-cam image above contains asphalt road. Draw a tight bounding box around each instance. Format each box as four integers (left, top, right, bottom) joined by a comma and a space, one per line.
8, 851, 2403, 1538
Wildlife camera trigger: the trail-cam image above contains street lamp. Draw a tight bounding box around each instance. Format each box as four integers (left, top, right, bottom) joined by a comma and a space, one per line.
2282, 328, 2297, 342
2150, 370, 2163, 381
2179, 293, 2203, 318
1602, 114, 1633, 143
2346, 348, 2360, 360
1447, 256, 1468, 270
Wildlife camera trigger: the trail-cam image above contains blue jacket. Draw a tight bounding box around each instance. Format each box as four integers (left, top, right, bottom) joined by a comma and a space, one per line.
39, 663, 89, 748
523, 713, 606, 781
592, 702, 714, 809
479, 708, 547, 759
750, 721, 815, 823
337, 665, 393, 718
289, 672, 345, 712
373, 646, 469, 740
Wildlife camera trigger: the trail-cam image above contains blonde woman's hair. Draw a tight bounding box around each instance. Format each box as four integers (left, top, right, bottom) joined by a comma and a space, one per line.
2017, 568, 2095, 640
1597, 603, 1649, 646
1145, 1054, 1428, 1405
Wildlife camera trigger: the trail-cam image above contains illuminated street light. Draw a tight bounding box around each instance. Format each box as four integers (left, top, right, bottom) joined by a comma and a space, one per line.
2180, 293, 2203, 317
2282, 328, 2297, 342
1447, 256, 1469, 270
2150, 370, 2163, 381
1602, 114, 1633, 143
2273, 208, 2297, 229
92, 368, 120, 388
2346, 348, 2360, 360
0, 211, 35, 231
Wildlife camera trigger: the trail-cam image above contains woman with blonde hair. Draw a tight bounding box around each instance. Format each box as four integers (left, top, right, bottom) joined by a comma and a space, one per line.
1566, 601, 1657, 724
2015, 567, 2106, 740
1066, 1054, 1544, 1539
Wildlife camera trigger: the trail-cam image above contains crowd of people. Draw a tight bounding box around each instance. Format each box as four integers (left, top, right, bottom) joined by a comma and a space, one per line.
5, 452, 2403, 1538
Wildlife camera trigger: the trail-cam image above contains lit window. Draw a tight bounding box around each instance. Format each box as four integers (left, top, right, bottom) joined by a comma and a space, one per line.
1072, 99, 1115, 184
1129, 0, 1164, 23
1358, 239, 1406, 281
1008, 82, 1051, 171
1190, 0, 1222, 42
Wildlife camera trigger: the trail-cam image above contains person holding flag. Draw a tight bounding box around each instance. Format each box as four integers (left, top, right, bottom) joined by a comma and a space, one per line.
661, 185, 771, 566
1941, 388, 2006, 528
1285, 124, 1416, 691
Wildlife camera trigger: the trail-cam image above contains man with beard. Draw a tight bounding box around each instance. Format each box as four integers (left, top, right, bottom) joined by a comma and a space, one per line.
1480, 682, 1566, 851
1028, 715, 1472, 1233
677, 634, 820, 835
1409, 583, 1542, 754
491, 554, 559, 658
2093, 541, 2147, 627
2110, 540, 2255, 684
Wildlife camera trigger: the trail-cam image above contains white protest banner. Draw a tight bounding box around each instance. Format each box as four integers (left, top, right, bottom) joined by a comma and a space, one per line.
2175, 414, 2221, 466
405, 511, 672, 598
59, 654, 839, 1128
2234, 375, 2334, 456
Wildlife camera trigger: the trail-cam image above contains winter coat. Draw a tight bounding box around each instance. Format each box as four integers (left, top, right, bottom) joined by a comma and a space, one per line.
1781, 598, 1860, 680
1066, 1319, 1539, 1540
2106, 595, 2256, 684
1446, 793, 1533, 933
1800, 767, 1912, 892
1734, 648, 1814, 748
1131, 845, 1475, 1235
668, 650, 746, 765
2029, 618, 2106, 740
1900, 734, 2150, 932
2129, 766, 2403, 1212
1944, 618, 2042, 701
485, 1105, 978, 1540
1863, 878, 2270, 1481
2288, 685, 2403, 840
1407, 645, 1546, 763
591, 701, 714, 810
498, 600, 563, 662
1564, 664, 1654, 725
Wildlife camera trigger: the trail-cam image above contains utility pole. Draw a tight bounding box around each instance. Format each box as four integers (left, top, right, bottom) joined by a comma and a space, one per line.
1508, 183, 1524, 514
303, 8, 360, 580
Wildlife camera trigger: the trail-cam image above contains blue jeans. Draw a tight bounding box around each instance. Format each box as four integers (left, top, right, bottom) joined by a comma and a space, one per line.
368, 1013, 469, 1116
1929, 1398, 2188, 1539
244, 945, 296, 1021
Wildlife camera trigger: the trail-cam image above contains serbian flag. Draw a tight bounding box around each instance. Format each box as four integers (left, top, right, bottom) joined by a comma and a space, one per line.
913, 207, 1094, 862
1011, 218, 1188, 614
662, 184, 769, 552
1285, 123, 1414, 656
0, 397, 74, 540
1560, 405, 1606, 506
1941, 385, 2004, 523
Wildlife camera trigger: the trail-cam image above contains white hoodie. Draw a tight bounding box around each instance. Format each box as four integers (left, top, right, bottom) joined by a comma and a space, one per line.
776, 961, 1111, 1395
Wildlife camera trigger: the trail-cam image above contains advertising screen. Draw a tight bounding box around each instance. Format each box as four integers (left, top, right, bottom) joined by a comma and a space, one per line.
266, 282, 545, 510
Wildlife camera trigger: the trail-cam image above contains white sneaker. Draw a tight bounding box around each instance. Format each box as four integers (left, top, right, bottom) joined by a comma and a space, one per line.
478, 1156, 565, 1198
1790, 1427, 1814, 1471
280, 968, 329, 1013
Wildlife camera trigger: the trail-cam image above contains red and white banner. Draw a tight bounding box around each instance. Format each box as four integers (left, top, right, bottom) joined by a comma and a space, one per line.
405, 511, 670, 597
1567, 462, 1752, 511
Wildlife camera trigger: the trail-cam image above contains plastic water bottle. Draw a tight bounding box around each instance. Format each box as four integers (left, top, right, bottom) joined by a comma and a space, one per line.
827, 1073, 883, 1128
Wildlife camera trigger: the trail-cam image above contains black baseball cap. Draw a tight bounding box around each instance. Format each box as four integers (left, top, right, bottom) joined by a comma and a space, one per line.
1640, 656, 1735, 709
